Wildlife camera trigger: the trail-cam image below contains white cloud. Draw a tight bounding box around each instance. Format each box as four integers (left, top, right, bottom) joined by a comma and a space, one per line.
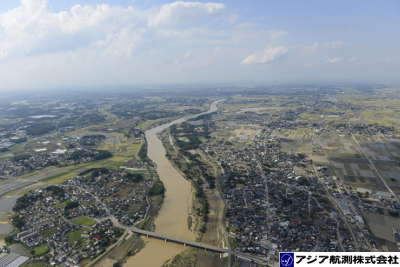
3, 0, 386, 89
241, 46, 288, 64
0, 0, 250, 89
149, 1, 225, 27
21, 0, 47, 13
304, 40, 344, 53
327, 57, 343, 63
0, 0, 147, 59
0, 0, 229, 61
326, 56, 356, 64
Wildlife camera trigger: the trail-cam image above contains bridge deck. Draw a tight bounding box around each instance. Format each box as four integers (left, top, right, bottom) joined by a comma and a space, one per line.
129, 227, 268, 265
130, 227, 229, 253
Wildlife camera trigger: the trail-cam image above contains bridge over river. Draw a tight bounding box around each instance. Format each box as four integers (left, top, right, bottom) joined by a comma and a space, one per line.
129, 226, 268, 266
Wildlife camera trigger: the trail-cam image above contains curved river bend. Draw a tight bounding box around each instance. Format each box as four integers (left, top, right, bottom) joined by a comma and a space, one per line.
126, 100, 221, 267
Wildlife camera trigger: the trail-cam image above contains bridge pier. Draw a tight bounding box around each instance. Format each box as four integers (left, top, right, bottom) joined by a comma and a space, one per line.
130, 228, 266, 265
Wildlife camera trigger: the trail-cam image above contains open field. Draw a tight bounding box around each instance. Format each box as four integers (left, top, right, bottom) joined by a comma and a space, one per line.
231, 126, 261, 143
325, 135, 400, 193
68, 229, 85, 246
137, 119, 163, 130
364, 212, 400, 250
33, 244, 49, 256
95, 234, 145, 267
71, 216, 97, 226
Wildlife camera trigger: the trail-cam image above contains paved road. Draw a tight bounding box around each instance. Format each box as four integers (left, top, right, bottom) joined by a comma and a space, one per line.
127, 226, 268, 266
0, 181, 34, 197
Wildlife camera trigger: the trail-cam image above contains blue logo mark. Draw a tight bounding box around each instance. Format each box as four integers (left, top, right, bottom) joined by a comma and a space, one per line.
280, 252, 294, 267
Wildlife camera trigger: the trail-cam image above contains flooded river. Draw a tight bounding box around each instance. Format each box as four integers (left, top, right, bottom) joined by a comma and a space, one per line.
125, 100, 221, 267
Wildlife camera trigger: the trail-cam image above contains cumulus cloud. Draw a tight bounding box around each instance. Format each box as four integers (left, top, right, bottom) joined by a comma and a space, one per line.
0, 0, 148, 59
0, 0, 228, 60
149, 1, 225, 27
2, 0, 359, 89
241, 46, 288, 64
21, 0, 47, 13
0, 0, 286, 67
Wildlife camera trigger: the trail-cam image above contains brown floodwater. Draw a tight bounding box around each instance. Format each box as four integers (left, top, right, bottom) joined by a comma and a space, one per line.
125, 100, 221, 267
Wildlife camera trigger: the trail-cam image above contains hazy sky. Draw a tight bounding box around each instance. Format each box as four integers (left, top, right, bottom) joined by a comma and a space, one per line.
0, 0, 399, 90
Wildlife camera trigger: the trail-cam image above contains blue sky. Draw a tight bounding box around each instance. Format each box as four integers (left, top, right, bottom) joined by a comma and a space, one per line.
0, 0, 399, 90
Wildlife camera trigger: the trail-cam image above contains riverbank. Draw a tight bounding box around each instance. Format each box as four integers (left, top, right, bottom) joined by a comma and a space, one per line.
161, 118, 228, 267
125, 100, 222, 267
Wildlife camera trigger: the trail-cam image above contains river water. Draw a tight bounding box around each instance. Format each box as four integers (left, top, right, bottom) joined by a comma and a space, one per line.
125, 100, 221, 267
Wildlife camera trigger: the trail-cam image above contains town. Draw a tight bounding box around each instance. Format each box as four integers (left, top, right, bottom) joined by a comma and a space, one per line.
1, 87, 400, 267
8, 167, 162, 266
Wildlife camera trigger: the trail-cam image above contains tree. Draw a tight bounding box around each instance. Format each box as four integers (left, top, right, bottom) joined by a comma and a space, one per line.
125, 173, 144, 182
5, 234, 14, 244
65, 201, 79, 210
149, 181, 165, 196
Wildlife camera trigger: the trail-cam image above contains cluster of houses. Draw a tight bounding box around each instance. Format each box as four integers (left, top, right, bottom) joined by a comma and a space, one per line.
0, 97, 109, 151
9, 168, 151, 265
0, 146, 111, 178
64, 168, 150, 226
0, 133, 114, 178
0, 129, 27, 152
203, 124, 379, 262
327, 122, 395, 136
203, 94, 400, 262
12, 193, 110, 265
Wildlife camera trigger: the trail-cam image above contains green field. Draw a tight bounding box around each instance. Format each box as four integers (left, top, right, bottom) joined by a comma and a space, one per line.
137, 119, 162, 130
23, 261, 49, 267
68, 229, 85, 246
32, 244, 49, 256
71, 216, 96, 226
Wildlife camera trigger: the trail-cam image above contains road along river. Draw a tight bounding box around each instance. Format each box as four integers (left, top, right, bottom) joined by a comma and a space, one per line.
125, 100, 222, 267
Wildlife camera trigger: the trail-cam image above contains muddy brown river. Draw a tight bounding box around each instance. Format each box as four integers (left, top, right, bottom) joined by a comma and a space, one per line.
125, 100, 221, 267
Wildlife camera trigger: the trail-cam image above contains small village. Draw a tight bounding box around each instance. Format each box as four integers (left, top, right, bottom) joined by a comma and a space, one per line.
0, 135, 112, 178
8, 168, 155, 266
